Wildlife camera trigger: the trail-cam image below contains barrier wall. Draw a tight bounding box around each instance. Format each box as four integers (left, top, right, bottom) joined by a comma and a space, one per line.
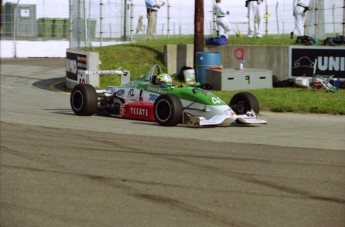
165, 44, 290, 81
165, 44, 345, 81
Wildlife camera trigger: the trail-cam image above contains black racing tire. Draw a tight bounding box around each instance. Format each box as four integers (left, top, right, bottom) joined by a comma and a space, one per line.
154, 94, 183, 126
229, 92, 260, 115
70, 84, 97, 116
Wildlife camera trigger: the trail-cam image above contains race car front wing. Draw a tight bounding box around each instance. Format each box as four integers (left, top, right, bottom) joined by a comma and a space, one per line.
182, 111, 267, 127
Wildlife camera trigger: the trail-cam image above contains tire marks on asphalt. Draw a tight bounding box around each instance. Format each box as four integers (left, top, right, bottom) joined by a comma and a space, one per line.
2, 121, 345, 226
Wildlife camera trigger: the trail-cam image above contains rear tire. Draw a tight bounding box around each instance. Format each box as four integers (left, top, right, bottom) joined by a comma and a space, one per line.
154, 94, 182, 126
229, 92, 260, 114
70, 84, 97, 116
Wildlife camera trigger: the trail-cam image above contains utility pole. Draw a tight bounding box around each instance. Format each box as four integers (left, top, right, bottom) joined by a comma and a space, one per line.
194, 0, 204, 66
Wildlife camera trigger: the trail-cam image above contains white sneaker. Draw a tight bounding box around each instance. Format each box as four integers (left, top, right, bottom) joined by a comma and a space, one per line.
248, 34, 253, 38
257, 34, 262, 38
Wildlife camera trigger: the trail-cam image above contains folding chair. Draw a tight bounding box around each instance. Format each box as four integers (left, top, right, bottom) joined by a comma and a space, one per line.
312, 59, 337, 92
313, 75, 337, 92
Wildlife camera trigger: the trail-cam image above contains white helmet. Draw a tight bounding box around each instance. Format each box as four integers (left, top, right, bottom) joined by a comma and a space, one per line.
156, 73, 172, 84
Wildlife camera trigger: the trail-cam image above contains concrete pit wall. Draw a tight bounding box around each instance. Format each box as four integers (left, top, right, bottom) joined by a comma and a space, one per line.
165, 44, 290, 81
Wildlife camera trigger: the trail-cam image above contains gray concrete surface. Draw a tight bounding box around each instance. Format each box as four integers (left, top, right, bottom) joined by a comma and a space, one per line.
1, 59, 345, 227
1, 60, 344, 150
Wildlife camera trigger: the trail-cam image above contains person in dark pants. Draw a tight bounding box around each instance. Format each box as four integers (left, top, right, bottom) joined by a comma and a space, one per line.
145, 0, 165, 40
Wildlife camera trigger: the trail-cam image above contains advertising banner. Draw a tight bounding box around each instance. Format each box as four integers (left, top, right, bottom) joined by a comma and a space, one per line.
66, 50, 87, 81
65, 50, 99, 89
289, 46, 345, 79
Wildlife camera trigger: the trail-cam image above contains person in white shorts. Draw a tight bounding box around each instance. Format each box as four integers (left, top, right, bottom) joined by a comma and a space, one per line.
246, 0, 264, 38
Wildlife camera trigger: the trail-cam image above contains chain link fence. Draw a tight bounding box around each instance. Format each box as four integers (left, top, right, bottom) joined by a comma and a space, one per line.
1, 0, 344, 47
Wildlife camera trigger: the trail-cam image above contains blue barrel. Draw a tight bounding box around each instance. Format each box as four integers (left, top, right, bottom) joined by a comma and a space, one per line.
195, 52, 221, 84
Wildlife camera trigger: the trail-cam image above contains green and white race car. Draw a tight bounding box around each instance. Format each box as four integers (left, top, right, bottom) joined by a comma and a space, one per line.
70, 64, 267, 126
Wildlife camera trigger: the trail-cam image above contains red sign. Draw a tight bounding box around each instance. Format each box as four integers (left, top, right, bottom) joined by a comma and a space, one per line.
122, 102, 155, 121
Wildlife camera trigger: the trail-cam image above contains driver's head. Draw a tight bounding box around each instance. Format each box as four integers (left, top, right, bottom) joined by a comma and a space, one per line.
156, 73, 172, 84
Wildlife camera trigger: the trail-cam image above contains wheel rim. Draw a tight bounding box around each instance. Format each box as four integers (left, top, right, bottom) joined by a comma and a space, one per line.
72, 90, 84, 111
235, 100, 247, 114
156, 99, 171, 121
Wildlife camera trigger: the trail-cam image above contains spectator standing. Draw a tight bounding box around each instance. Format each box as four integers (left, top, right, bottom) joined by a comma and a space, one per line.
214, 0, 232, 39
246, 0, 264, 38
145, 0, 165, 40
292, 0, 311, 37
136, 15, 145, 34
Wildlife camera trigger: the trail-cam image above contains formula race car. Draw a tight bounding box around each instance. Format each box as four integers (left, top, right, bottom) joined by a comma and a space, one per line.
70, 64, 267, 127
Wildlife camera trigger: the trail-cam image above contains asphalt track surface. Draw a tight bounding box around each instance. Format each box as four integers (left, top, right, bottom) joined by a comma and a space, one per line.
1, 58, 345, 227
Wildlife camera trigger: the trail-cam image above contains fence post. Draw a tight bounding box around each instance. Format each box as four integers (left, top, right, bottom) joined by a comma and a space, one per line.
276, 2, 280, 35
265, 2, 268, 36
315, 0, 320, 38
343, 0, 345, 35
212, 2, 217, 36
167, 1, 171, 38
130, 3, 134, 42
332, 4, 335, 34
13, 2, 19, 58
99, 0, 103, 46
123, 0, 127, 40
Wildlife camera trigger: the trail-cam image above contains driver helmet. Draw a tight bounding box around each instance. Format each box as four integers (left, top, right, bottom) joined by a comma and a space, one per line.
156, 73, 172, 84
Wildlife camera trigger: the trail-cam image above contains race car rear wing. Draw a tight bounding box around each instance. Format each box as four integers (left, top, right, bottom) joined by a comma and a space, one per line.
77, 69, 130, 86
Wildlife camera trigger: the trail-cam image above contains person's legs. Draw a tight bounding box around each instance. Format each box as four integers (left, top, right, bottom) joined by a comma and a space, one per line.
146, 11, 157, 40
294, 7, 305, 36
248, 2, 255, 37
216, 22, 225, 36
295, 13, 305, 36
217, 18, 231, 37
222, 18, 232, 36
255, 3, 264, 37
152, 11, 157, 37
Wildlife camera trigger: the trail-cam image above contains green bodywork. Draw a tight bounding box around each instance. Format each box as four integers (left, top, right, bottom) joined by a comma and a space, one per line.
131, 75, 227, 106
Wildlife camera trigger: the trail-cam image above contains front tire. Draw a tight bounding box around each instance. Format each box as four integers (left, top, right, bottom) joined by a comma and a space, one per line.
229, 92, 260, 114
70, 84, 97, 116
154, 94, 182, 126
